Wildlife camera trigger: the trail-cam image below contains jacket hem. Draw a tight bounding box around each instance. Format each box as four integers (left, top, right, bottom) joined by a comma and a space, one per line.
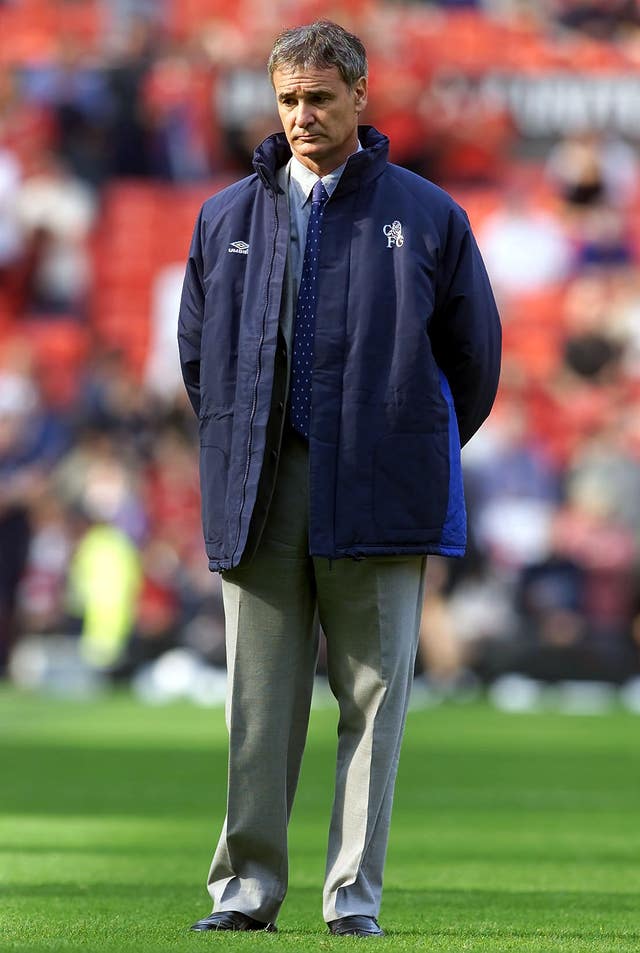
208, 558, 234, 573
207, 542, 466, 570
327, 544, 466, 559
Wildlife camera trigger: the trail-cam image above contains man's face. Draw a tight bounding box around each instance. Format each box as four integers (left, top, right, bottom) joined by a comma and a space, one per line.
272, 65, 367, 177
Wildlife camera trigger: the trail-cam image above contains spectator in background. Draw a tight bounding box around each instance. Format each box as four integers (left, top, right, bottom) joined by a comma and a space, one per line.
550, 487, 638, 681
465, 401, 561, 570
0, 146, 23, 279
19, 38, 113, 188
562, 327, 623, 382
550, 0, 640, 40
142, 52, 210, 181
144, 427, 201, 557
15, 152, 96, 317
546, 131, 639, 209
566, 415, 640, 543
53, 429, 147, 545
215, 62, 278, 172
477, 185, 573, 298
102, 0, 169, 40
526, 275, 628, 468
16, 488, 74, 638
418, 68, 514, 186
0, 65, 55, 180
176, 552, 226, 667
512, 518, 590, 680
441, 552, 516, 683
560, 273, 625, 384
418, 557, 465, 699
607, 270, 640, 376
416, 554, 511, 700
0, 347, 69, 672
67, 504, 142, 669
77, 348, 156, 457
111, 533, 181, 678
105, 18, 156, 177
0, 373, 35, 673
145, 263, 189, 397
574, 203, 634, 270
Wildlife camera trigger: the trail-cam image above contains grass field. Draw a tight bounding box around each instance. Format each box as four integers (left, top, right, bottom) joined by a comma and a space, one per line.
1, 686, 639, 953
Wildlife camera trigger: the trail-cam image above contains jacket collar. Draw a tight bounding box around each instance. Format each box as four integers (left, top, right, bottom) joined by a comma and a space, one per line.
253, 125, 389, 196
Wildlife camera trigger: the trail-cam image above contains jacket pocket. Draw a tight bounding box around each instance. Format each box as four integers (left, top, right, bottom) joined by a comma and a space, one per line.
199, 414, 232, 546
373, 432, 450, 535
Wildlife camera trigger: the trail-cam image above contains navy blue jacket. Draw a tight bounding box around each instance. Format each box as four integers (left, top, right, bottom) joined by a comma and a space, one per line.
178, 126, 501, 571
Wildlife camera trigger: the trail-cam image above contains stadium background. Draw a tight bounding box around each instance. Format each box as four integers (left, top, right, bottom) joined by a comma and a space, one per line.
1, 0, 640, 709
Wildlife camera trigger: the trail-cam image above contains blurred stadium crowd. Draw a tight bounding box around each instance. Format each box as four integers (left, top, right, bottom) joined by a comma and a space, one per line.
2, 0, 640, 702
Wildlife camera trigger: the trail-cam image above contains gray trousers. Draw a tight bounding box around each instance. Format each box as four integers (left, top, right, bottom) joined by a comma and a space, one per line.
207, 428, 426, 923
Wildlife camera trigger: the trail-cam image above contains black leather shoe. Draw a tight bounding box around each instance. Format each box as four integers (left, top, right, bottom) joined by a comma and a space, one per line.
190, 910, 277, 932
328, 915, 385, 937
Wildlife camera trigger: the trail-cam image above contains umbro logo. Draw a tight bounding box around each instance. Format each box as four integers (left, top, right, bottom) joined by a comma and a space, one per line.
228, 240, 249, 255
383, 221, 404, 249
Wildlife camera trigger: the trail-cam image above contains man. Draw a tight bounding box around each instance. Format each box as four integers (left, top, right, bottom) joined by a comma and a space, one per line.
178, 20, 500, 938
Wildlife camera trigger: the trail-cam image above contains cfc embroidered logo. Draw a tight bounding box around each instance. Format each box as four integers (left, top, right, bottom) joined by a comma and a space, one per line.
228, 240, 249, 255
382, 221, 404, 248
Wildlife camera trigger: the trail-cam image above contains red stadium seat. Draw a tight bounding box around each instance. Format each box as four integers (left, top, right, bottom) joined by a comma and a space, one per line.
21, 319, 89, 407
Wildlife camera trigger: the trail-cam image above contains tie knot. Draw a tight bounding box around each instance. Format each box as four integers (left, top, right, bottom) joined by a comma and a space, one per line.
312, 179, 328, 206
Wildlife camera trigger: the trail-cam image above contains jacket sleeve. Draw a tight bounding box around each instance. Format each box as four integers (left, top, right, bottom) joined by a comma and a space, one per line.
430, 205, 501, 447
177, 207, 206, 418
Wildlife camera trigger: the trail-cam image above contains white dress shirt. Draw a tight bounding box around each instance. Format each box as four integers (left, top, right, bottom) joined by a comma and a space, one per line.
276, 142, 363, 292
273, 143, 362, 353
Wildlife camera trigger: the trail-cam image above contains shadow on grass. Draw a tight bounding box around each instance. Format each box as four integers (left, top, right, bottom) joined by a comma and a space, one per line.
0, 844, 186, 855
379, 886, 640, 938
7, 882, 636, 910
0, 883, 184, 899
2, 743, 225, 816
6, 739, 639, 819
4, 884, 639, 949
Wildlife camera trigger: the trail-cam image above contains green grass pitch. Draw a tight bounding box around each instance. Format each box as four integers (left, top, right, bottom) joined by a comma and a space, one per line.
1, 686, 639, 952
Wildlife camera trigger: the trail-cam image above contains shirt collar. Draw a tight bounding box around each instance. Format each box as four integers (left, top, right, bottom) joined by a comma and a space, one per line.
287, 141, 363, 207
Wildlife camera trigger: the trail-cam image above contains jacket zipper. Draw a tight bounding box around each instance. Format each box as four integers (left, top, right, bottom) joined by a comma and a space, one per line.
230, 190, 280, 565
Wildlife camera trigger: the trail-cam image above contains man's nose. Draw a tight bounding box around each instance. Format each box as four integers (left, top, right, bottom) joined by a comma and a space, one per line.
295, 102, 314, 128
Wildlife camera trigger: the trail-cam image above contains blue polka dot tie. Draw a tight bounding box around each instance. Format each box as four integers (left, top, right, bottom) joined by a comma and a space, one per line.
290, 178, 328, 439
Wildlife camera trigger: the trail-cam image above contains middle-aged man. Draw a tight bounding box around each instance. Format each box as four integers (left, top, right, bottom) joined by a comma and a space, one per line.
179, 20, 501, 938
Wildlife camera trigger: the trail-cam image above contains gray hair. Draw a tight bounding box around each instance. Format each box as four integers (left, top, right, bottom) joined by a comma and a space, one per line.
267, 20, 368, 89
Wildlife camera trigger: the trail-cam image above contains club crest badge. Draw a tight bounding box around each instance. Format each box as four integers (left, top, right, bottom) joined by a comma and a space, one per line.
383, 221, 404, 248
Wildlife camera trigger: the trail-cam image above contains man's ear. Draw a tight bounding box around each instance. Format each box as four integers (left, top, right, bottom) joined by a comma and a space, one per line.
354, 76, 368, 114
